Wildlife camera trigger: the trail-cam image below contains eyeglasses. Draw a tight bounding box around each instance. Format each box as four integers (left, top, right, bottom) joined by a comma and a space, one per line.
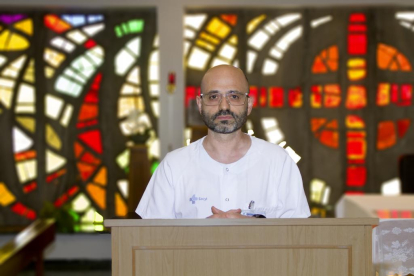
200, 92, 249, 106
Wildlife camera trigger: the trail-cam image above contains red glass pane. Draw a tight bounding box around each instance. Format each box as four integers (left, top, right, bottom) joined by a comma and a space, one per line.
78, 104, 98, 121
346, 166, 366, 186
78, 130, 103, 154
377, 121, 396, 150
46, 168, 67, 183
312, 56, 327, 73
288, 87, 302, 108
319, 130, 339, 148
311, 118, 327, 132
397, 119, 411, 138
392, 84, 413, 106
44, 14, 71, 33
185, 86, 197, 108
269, 87, 283, 107
77, 162, 98, 181
401, 211, 413, 218
349, 13, 366, 22
346, 85, 366, 109
23, 182, 37, 194
249, 86, 258, 107
11, 202, 36, 220
80, 151, 101, 165
259, 87, 267, 107
311, 85, 322, 108
68, 186, 79, 197
54, 194, 68, 208
348, 24, 367, 32
348, 34, 367, 55
377, 210, 390, 218
84, 39, 97, 49
74, 142, 84, 158
347, 132, 366, 160
345, 191, 364, 195
376, 83, 390, 106
220, 14, 237, 26
15, 150, 36, 161
77, 119, 98, 129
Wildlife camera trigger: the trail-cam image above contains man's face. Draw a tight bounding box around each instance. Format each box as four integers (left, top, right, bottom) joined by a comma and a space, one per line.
197, 65, 252, 134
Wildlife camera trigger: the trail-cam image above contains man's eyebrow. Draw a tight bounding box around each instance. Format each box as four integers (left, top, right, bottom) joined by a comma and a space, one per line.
205, 90, 242, 94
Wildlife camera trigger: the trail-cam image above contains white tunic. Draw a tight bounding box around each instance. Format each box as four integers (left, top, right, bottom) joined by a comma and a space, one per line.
136, 135, 311, 219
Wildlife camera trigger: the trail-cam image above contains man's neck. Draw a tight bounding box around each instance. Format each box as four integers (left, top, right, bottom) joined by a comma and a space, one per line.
203, 130, 251, 164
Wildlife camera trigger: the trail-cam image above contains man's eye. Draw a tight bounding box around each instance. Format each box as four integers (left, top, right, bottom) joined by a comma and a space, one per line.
209, 95, 218, 100
230, 94, 240, 99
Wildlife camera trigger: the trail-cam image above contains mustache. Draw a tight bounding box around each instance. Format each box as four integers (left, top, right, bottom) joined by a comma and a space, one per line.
212, 110, 236, 120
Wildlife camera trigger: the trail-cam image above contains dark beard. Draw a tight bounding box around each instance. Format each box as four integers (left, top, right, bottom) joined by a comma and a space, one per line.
201, 108, 248, 134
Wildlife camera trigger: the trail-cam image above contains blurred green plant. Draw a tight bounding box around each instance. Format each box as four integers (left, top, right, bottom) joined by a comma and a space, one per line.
39, 202, 80, 233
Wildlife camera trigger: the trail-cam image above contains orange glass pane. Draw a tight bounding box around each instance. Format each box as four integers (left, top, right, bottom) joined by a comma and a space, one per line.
319, 130, 338, 148
220, 14, 237, 26
94, 167, 107, 186
326, 120, 338, 129
377, 43, 395, 69
80, 151, 101, 165
74, 142, 84, 158
346, 115, 365, 129
78, 104, 98, 121
15, 150, 36, 161
44, 14, 71, 33
397, 119, 411, 138
324, 94, 341, 108
397, 53, 412, 71
115, 193, 127, 217
377, 121, 396, 150
390, 61, 398, 71
77, 162, 97, 181
311, 118, 327, 132
347, 131, 366, 160
346, 85, 366, 109
86, 184, 106, 209
328, 46, 338, 59
376, 83, 390, 106
0, 182, 16, 206
325, 84, 340, 94
311, 85, 322, 108
288, 87, 302, 108
312, 56, 327, 73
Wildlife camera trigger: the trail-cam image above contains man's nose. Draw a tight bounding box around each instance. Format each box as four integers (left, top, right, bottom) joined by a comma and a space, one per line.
219, 95, 230, 110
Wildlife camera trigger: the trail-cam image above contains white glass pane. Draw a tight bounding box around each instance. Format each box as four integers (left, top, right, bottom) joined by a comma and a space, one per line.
119, 120, 133, 136
15, 105, 35, 114
233, 59, 239, 67
67, 30, 88, 44
115, 50, 135, 76
149, 84, 159, 97
71, 56, 95, 78
148, 138, 160, 159
126, 66, 140, 85
381, 178, 401, 196
322, 186, 331, 205
63, 68, 86, 84
153, 35, 159, 47
219, 43, 236, 60
269, 48, 283, 59
17, 84, 35, 104
185, 14, 207, 30
60, 104, 73, 127
262, 59, 278, 75
82, 23, 105, 36
45, 94, 64, 119
184, 41, 191, 56
46, 149, 66, 173
184, 28, 196, 39
51, 37, 76, 53
2, 55, 26, 78
126, 37, 141, 57
211, 57, 229, 67
151, 101, 160, 118
16, 160, 36, 183
265, 128, 284, 144
120, 84, 141, 95
396, 12, 414, 21
264, 21, 280, 35
248, 30, 270, 51
72, 193, 90, 212
261, 117, 278, 129
117, 180, 129, 198
44, 48, 65, 68
311, 16, 332, 28
285, 146, 301, 163
116, 149, 130, 169
188, 47, 210, 70
276, 13, 301, 26
246, 50, 257, 73
275, 26, 302, 51
86, 46, 104, 64
0, 55, 7, 67
400, 21, 412, 29
13, 127, 33, 153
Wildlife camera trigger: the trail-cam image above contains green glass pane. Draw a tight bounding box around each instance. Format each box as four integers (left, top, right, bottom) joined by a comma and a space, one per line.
114, 26, 122, 37
122, 23, 129, 34
128, 20, 144, 33
150, 161, 159, 174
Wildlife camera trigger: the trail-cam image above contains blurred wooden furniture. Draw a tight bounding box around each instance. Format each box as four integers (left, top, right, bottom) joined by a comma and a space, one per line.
105, 218, 378, 276
0, 219, 56, 276
128, 145, 151, 213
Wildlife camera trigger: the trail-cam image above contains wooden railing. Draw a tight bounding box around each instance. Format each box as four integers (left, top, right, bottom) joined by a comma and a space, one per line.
0, 219, 56, 276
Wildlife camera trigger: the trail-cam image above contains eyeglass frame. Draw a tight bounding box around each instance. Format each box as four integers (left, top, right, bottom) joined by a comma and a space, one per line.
199, 91, 250, 106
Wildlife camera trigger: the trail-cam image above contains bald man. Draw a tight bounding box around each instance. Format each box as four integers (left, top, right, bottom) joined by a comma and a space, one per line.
136, 65, 310, 219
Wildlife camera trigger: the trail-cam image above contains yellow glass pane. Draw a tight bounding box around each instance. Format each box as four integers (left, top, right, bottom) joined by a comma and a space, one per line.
93, 167, 107, 186
0, 182, 16, 206
115, 193, 127, 217
0, 88, 13, 108
228, 35, 238, 45
87, 184, 106, 209
16, 116, 35, 133
44, 48, 66, 68
377, 83, 390, 106
46, 124, 62, 150
0, 30, 29, 51
118, 97, 144, 117
45, 66, 55, 78
346, 115, 365, 129
195, 39, 215, 51
347, 58, 366, 68
14, 19, 33, 36
247, 14, 266, 34
23, 59, 35, 83
348, 69, 366, 81
199, 32, 220, 44
206, 17, 230, 39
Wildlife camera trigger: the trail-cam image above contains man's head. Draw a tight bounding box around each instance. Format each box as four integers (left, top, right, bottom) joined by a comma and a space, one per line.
197, 65, 252, 134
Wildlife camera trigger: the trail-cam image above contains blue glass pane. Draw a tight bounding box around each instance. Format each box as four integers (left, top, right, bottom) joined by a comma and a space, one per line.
88, 15, 104, 24
62, 15, 86, 27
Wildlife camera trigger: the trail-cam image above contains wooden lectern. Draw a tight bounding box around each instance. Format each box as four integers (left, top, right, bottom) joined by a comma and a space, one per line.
104, 218, 378, 276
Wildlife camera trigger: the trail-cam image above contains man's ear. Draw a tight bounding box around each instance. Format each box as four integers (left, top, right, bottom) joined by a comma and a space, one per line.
247, 96, 253, 115
196, 96, 202, 114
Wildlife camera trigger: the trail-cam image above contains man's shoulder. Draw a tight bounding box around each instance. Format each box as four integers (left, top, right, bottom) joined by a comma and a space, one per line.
163, 138, 202, 163
251, 136, 289, 159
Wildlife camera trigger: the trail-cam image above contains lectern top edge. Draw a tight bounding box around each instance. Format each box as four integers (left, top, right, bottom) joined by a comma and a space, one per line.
104, 218, 379, 227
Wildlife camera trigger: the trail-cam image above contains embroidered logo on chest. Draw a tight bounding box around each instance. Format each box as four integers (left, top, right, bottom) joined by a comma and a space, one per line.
189, 194, 207, 204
